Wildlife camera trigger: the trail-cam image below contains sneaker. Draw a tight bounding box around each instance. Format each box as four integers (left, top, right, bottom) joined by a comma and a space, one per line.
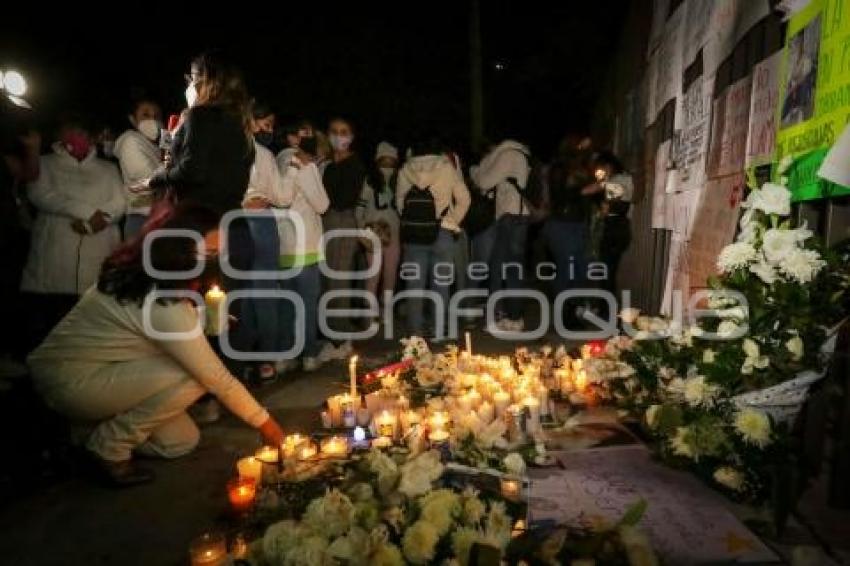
303, 357, 323, 372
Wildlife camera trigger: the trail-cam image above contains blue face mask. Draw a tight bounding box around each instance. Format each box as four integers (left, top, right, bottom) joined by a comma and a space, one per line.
254, 131, 274, 148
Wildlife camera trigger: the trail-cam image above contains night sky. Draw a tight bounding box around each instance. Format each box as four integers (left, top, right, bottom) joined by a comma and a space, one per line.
0, 1, 629, 159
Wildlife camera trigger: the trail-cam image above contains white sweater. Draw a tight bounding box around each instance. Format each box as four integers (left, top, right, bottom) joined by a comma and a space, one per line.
396, 155, 470, 233
471, 140, 531, 218
276, 158, 330, 266
28, 287, 269, 428
21, 146, 125, 295
113, 129, 162, 215
243, 142, 284, 206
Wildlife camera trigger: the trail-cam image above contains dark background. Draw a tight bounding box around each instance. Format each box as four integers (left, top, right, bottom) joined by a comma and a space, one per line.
0, 0, 629, 159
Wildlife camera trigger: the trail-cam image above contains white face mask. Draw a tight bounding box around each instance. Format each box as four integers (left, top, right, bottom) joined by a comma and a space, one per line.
379, 167, 394, 182
329, 134, 352, 151
137, 118, 161, 142
185, 83, 198, 108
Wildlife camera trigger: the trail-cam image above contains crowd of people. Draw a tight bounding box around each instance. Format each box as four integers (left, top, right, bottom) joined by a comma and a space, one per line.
0, 51, 633, 485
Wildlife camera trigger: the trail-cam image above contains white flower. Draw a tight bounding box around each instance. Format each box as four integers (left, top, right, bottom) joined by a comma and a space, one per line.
285, 535, 332, 566
401, 336, 430, 361
645, 405, 661, 429
451, 527, 482, 566
717, 242, 757, 272
263, 520, 314, 564
303, 489, 355, 538
460, 486, 487, 525
484, 501, 513, 547
762, 228, 800, 263
744, 183, 791, 216
503, 453, 526, 476
749, 259, 779, 284
418, 489, 461, 536
741, 338, 769, 374
619, 308, 641, 324
708, 292, 737, 309
713, 467, 746, 491
717, 320, 742, 338
401, 521, 439, 564
778, 248, 826, 284
670, 427, 695, 459
703, 349, 716, 364
717, 306, 748, 320
734, 408, 772, 447
683, 375, 720, 407
398, 451, 444, 498
786, 335, 804, 361
475, 418, 507, 449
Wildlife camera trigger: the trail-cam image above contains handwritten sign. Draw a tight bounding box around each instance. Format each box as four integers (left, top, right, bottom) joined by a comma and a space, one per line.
746, 52, 783, 167
676, 75, 715, 191
718, 76, 754, 177
688, 173, 745, 288
529, 446, 777, 564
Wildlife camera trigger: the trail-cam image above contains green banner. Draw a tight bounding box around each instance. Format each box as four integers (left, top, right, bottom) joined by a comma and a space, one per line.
775, 0, 850, 201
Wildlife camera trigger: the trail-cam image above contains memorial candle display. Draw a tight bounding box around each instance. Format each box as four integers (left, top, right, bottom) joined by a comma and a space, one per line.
204, 285, 226, 336
298, 442, 317, 461
375, 410, 397, 439
236, 456, 262, 484
320, 436, 349, 458
227, 477, 257, 514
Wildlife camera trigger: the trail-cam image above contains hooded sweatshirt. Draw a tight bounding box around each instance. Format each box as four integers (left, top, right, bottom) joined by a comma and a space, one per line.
470, 140, 531, 219
396, 155, 470, 233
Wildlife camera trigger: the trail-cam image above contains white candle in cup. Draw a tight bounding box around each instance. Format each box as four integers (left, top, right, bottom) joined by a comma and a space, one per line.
429, 428, 450, 445
465, 331, 472, 355
320, 436, 349, 458
500, 477, 522, 501
236, 456, 262, 484
523, 396, 541, 431
255, 445, 279, 464
327, 395, 342, 427
203, 286, 226, 336
372, 436, 393, 449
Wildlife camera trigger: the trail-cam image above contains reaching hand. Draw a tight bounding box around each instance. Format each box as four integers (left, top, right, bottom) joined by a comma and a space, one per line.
259, 417, 285, 446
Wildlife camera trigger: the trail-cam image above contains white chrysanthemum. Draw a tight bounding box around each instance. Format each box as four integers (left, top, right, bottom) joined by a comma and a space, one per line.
303, 489, 355, 538
669, 427, 695, 459
419, 489, 460, 536
734, 409, 772, 447
717, 242, 757, 272
284, 535, 332, 566
370, 542, 405, 566
749, 259, 779, 284
619, 307, 641, 324
683, 375, 720, 407
717, 320, 742, 338
401, 521, 439, 565
503, 453, 526, 476
713, 467, 745, 491
786, 335, 804, 361
451, 527, 482, 566
484, 501, 512, 547
744, 183, 791, 216
645, 405, 661, 429
461, 487, 487, 525
741, 338, 769, 374
263, 520, 314, 564
398, 451, 444, 498
778, 248, 826, 284
475, 418, 507, 449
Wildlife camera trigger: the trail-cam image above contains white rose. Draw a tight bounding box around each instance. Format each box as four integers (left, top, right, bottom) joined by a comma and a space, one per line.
503, 453, 526, 476
762, 229, 799, 264
778, 248, 826, 284
786, 335, 804, 361
619, 307, 641, 324
744, 183, 791, 216
713, 467, 745, 491
717, 242, 757, 272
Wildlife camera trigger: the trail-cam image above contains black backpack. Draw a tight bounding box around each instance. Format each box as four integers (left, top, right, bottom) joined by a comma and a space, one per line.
400, 185, 446, 244
463, 186, 497, 237
508, 151, 549, 220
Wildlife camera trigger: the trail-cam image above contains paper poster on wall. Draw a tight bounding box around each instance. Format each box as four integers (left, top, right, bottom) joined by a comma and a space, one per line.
676, 74, 715, 191
688, 173, 744, 288
718, 76, 753, 177
652, 140, 672, 229
745, 52, 782, 168
706, 89, 727, 179
648, 0, 671, 57
776, 0, 850, 200
702, 0, 770, 75
684, 0, 713, 69
654, 3, 685, 121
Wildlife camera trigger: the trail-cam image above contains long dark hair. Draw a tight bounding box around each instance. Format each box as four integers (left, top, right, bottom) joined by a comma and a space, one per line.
98, 203, 221, 305
191, 50, 254, 148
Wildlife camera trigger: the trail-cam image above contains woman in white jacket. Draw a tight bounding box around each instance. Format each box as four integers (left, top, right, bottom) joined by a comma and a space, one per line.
396, 140, 470, 338
113, 97, 162, 240
21, 118, 125, 352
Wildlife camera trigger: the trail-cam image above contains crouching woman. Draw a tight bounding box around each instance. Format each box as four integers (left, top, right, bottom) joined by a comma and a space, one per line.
27, 203, 285, 487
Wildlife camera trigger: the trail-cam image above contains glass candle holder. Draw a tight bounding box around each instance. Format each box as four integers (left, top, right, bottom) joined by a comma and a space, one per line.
227, 477, 256, 514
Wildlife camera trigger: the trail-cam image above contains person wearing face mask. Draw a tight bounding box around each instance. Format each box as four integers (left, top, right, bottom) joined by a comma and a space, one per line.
356, 141, 401, 316
20, 114, 125, 354
251, 102, 276, 151
114, 96, 163, 240
317, 117, 366, 359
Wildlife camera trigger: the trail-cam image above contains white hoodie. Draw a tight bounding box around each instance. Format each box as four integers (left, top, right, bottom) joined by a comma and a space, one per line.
396, 155, 470, 233
22, 145, 125, 295
470, 140, 531, 219
113, 129, 162, 215
275, 157, 330, 267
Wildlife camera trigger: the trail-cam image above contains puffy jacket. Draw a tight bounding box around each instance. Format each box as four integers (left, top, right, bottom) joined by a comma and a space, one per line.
396, 155, 470, 233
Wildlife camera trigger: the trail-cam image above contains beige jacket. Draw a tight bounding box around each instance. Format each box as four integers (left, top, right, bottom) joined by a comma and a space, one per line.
396, 155, 470, 233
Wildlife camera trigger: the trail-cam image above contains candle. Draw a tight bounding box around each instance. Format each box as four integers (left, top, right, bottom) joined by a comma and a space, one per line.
298, 442, 318, 461
231, 533, 249, 560
236, 456, 262, 484
282, 434, 306, 459
429, 428, 450, 444
430, 411, 449, 431
462, 372, 478, 389
376, 410, 397, 439
477, 401, 495, 424
575, 370, 588, 392
538, 386, 550, 417
255, 445, 279, 464
204, 285, 226, 336
581, 344, 592, 360
327, 395, 342, 427
372, 436, 393, 449
227, 477, 256, 514
349, 355, 359, 399
189, 532, 227, 566
467, 389, 482, 409
402, 410, 421, 434
356, 406, 371, 427
493, 390, 511, 418
500, 477, 522, 501
523, 396, 541, 432
458, 393, 473, 413
465, 331, 472, 355
320, 436, 349, 458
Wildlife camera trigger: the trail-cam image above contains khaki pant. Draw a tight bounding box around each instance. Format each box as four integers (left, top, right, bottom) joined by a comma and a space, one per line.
32, 356, 205, 462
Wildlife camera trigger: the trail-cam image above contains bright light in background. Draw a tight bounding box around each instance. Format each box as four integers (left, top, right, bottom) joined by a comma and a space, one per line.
494, 62, 505, 71
3, 70, 27, 97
